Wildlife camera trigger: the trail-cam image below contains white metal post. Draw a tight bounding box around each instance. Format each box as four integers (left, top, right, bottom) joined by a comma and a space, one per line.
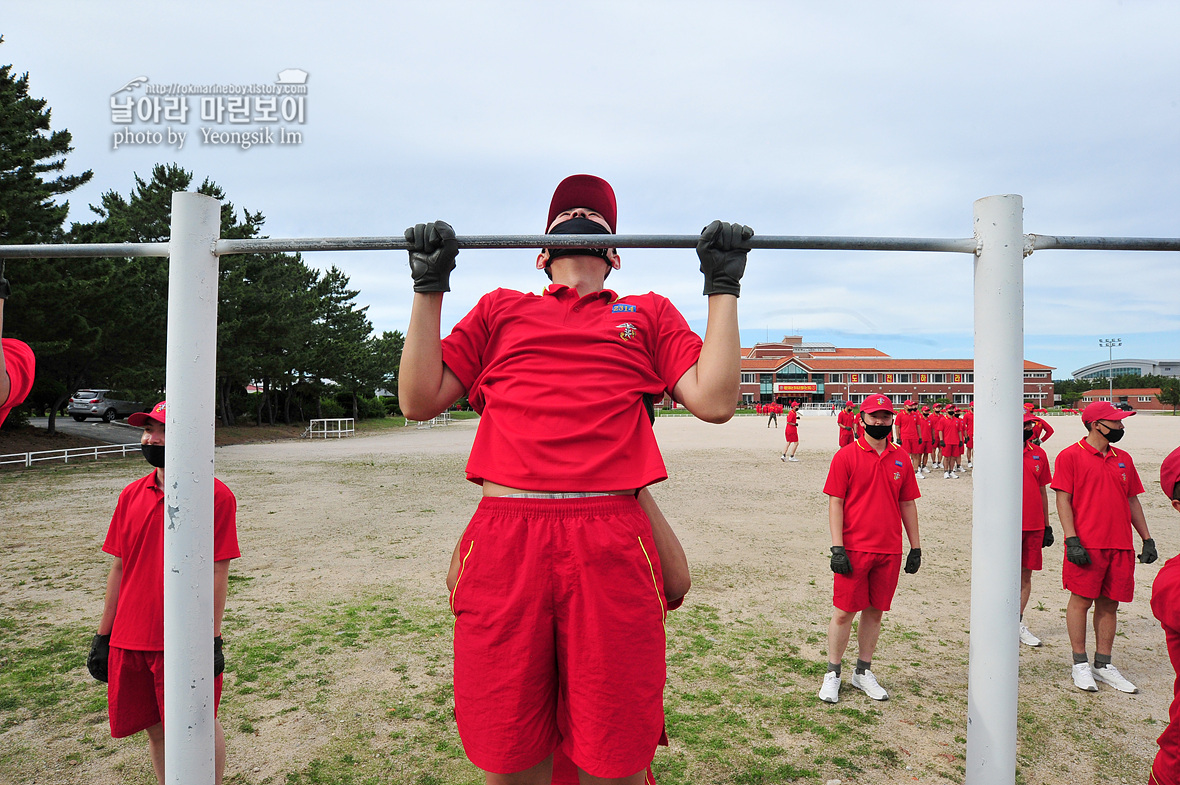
164, 192, 222, 785
966, 195, 1025, 784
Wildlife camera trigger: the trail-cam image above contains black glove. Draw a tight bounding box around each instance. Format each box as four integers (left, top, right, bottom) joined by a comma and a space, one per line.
829, 546, 852, 575
904, 548, 922, 574
1139, 538, 1158, 564
87, 634, 111, 682
697, 220, 753, 297
0, 260, 10, 299
214, 636, 224, 676
404, 220, 458, 293
1065, 536, 1090, 566
1042, 525, 1054, 548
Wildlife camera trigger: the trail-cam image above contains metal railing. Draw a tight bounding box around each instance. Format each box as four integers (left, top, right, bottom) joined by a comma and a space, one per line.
303, 417, 355, 438
406, 411, 453, 428
0, 443, 140, 468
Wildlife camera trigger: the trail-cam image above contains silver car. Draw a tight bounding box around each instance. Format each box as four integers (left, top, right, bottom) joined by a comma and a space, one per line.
66, 390, 144, 422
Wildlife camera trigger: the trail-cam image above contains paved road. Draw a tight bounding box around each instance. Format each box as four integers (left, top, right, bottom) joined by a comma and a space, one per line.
29, 417, 143, 445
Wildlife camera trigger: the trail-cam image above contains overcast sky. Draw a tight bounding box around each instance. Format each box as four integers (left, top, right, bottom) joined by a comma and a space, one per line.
4, 2, 1178, 380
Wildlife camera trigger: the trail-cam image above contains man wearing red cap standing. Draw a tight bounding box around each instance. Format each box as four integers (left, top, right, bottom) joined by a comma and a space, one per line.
0, 262, 36, 428
1018, 413, 1053, 647
781, 401, 801, 461
1025, 401, 1054, 445
1150, 446, 1180, 785
895, 401, 922, 478
818, 393, 921, 704
86, 402, 240, 785
1052, 401, 1156, 694
837, 401, 856, 448
399, 175, 750, 785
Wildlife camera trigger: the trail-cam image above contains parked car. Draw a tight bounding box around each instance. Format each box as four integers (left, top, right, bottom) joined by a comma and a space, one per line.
1113, 402, 1134, 411
66, 390, 145, 422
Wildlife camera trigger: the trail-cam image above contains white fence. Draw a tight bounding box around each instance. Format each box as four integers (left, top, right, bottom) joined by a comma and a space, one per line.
406, 411, 453, 428
304, 417, 355, 438
0, 443, 141, 468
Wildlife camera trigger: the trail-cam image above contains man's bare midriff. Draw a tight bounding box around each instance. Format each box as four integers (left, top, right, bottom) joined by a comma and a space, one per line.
481, 480, 636, 497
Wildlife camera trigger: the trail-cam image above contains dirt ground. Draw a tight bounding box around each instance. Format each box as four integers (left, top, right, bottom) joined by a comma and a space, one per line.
3, 411, 1179, 784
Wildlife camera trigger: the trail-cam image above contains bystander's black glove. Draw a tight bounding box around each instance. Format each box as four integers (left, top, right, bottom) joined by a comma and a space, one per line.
0, 260, 10, 299
404, 220, 458, 293
1042, 525, 1054, 548
1139, 538, 1158, 564
829, 546, 852, 575
1032, 438, 1042, 446
214, 636, 225, 676
87, 634, 111, 682
904, 548, 922, 574
696, 220, 753, 297
1065, 536, 1090, 566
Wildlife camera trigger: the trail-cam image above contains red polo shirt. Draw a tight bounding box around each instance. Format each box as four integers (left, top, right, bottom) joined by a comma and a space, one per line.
102, 472, 240, 651
441, 285, 703, 491
1050, 440, 1144, 549
896, 410, 919, 441
0, 338, 35, 427
823, 436, 921, 554
1152, 556, 1180, 784
1022, 442, 1051, 531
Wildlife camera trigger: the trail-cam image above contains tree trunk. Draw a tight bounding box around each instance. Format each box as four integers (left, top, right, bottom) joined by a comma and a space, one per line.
47, 393, 70, 435
351, 391, 359, 421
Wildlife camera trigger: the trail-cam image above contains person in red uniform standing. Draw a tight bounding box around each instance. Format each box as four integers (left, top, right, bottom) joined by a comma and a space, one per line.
0, 262, 36, 428
1025, 401, 1054, 445
85, 401, 240, 785
895, 401, 923, 477
1150, 446, 1180, 785
837, 401, 856, 448
781, 401, 801, 462
939, 407, 964, 479
399, 174, 750, 785
818, 394, 922, 704
917, 406, 935, 475
1052, 401, 1156, 694
963, 402, 975, 468
1019, 412, 1053, 647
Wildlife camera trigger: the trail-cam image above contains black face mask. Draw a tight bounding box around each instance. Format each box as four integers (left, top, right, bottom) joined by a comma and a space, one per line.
863, 422, 892, 440
141, 444, 165, 468
1099, 424, 1125, 443
1023, 428, 1035, 442
544, 217, 613, 265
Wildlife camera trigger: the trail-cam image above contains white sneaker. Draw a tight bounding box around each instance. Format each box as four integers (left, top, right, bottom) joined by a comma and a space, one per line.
1018, 623, 1041, 647
948, 472, 959, 479
851, 669, 889, 700
1072, 662, 1099, 692
780, 454, 786, 462
1092, 664, 1139, 693
788, 456, 800, 462
818, 671, 841, 703
967, 461, 973, 468
944, 471, 951, 479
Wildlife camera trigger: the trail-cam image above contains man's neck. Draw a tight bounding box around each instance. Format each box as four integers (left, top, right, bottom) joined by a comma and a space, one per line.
155, 467, 165, 486
864, 434, 888, 454
1084, 431, 1110, 453
550, 256, 608, 297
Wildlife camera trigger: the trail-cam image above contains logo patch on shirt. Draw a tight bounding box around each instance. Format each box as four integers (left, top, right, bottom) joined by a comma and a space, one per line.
893, 471, 901, 481
616, 322, 637, 341
612, 303, 637, 313
1118, 462, 1126, 468
895, 460, 904, 467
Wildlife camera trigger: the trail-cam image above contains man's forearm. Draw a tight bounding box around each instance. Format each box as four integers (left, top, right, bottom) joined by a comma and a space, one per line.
901, 500, 920, 549
213, 560, 231, 637
97, 560, 122, 635
1056, 491, 1077, 538
828, 497, 845, 547
1129, 496, 1151, 542
398, 292, 449, 420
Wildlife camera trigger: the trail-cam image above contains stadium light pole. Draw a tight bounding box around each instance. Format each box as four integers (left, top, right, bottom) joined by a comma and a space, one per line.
1100, 338, 1121, 402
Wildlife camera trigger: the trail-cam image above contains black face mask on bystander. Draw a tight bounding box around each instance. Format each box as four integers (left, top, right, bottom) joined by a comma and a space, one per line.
141, 444, 165, 468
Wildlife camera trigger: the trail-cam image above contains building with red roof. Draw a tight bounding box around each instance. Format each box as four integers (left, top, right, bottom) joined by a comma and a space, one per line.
1078, 388, 1167, 411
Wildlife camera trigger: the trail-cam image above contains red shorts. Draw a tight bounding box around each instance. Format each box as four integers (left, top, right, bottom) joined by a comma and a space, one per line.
1062, 548, 1135, 602
108, 647, 223, 738
550, 745, 658, 784
943, 444, 963, 458
1021, 529, 1044, 571
833, 551, 902, 613
782, 425, 799, 442
839, 430, 853, 448
451, 496, 668, 778
901, 438, 920, 455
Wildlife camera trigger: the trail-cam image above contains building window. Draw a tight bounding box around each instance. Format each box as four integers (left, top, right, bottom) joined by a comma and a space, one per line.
963, 373, 974, 383
741, 373, 755, 384
894, 373, 910, 383
930, 373, 945, 383
861, 373, 876, 383
829, 373, 843, 383
759, 374, 772, 384
742, 393, 755, 404
954, 393, 974, 404
1139, 396, 1152, 402
919, 393, 940, 403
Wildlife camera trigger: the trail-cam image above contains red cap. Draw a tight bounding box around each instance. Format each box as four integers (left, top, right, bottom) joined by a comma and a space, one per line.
860, 394, 895, 415
128, 400, 167, 427
921, 406, 930, 412
844, 401, 854, 408
1161, 446, 1180, 500
791, 402, 799, 408
1023, 402, 1035, 410
1081, 401, 1135, 424
547, 175, 617, 233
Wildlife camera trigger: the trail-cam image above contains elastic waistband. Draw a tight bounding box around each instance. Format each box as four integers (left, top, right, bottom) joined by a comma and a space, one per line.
476, 494, 641, 517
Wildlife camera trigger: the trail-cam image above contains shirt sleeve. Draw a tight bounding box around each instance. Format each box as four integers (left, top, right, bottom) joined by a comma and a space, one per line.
1050, 447, 1075, 494
101, 488, 129, 558
213, 480, 241, 562
440, 291, 497, 393
1036, 447, 1052, 487
899, 458, 921, 501
1122, 452, 1146, 497
0, 338, 35, 413
648, 295, 704, 394
823, 450, 850, 498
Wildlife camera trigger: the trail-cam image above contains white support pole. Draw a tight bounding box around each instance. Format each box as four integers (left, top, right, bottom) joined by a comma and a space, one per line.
164, 192, 222, 785
966, 195, 1025, 784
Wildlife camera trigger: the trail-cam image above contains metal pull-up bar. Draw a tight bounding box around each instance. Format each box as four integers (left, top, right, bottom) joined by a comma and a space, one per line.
3, 193, 1177, 785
